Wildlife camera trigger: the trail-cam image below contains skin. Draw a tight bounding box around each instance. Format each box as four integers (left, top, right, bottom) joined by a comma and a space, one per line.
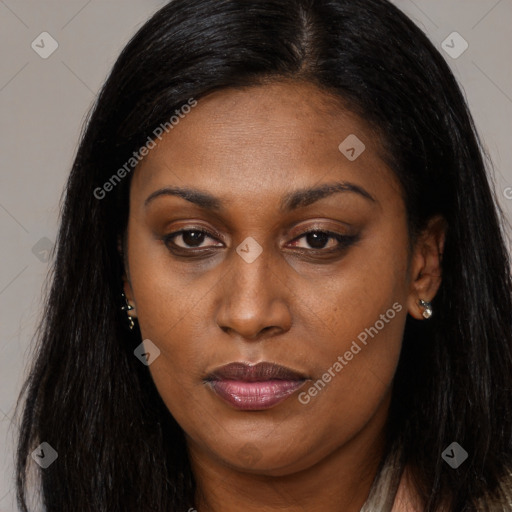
122, 80, 446, 512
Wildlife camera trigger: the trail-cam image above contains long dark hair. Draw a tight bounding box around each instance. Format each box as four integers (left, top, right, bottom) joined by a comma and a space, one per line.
15, 0, 512, 510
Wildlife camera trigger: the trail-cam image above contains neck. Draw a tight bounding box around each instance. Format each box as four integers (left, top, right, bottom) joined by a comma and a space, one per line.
188, 393, 391, 512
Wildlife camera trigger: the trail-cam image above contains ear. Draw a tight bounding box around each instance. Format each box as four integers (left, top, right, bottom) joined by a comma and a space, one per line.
406, 215, 447, 320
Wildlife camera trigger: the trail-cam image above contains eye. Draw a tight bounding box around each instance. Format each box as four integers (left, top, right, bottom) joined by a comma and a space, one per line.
288, 230, 357, 252
163, 228, 222, 250
162, 227, 358, 255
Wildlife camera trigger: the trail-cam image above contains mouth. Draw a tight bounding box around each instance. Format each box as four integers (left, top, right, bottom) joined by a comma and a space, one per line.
204, 361, 308, 410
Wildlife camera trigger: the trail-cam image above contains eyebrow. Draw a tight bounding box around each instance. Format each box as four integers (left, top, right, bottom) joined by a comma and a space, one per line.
144, 181, 376, 212
281, 182, 376, 211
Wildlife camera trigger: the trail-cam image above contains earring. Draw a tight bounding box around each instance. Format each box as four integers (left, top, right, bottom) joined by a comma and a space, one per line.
418, 299, 433, 319
121, 291, 136, 330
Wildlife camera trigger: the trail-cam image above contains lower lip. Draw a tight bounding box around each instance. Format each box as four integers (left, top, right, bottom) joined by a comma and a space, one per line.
208, 379, 306, 410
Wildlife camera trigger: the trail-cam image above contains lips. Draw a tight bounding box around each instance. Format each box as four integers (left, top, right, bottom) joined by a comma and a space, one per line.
205, 362, 307, 410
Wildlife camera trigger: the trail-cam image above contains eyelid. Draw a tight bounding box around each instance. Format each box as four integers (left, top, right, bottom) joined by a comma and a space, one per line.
286, 219, 354, 236
289, 226, 350, 238
164, 223, 225, 240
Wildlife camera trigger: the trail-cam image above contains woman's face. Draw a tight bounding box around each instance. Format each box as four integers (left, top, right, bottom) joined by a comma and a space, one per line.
123, 81, 440, 476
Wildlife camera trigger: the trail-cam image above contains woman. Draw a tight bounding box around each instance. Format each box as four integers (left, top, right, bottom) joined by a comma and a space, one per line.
15, 0, 512, 510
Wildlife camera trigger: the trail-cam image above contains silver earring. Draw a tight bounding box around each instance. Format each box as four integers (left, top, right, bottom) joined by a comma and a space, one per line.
121, 291, 136, 330
418, 299, 433, 319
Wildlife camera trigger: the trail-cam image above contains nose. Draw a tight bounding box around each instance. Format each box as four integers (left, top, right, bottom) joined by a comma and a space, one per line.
215, 244, 292, 341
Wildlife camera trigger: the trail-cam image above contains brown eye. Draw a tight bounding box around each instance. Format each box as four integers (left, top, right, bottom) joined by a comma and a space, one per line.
163, 229, 222, 250
300, 231, 332, 250
289, 230, 358, 252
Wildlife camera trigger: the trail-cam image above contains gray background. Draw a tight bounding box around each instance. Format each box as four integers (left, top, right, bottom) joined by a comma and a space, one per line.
0, 1, 511, 510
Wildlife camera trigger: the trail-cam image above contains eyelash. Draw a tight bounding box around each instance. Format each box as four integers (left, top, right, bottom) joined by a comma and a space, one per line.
162, 227, 358, 256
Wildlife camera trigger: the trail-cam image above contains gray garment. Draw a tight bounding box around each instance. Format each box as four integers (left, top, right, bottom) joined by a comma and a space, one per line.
359, 446, 512, 511
359, 445, 403, 512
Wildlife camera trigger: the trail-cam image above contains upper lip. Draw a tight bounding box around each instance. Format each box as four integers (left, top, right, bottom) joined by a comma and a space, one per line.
205, 361, 307, 382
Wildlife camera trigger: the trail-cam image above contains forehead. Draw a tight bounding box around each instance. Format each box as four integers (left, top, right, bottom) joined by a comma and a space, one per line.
131, 81, 399, 206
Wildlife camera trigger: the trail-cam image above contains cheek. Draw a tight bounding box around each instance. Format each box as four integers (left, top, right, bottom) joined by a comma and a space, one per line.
125, 223, 216, 384
290, 225, 409, 425
292, 221, 409, 349
129, 256, 214, 435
